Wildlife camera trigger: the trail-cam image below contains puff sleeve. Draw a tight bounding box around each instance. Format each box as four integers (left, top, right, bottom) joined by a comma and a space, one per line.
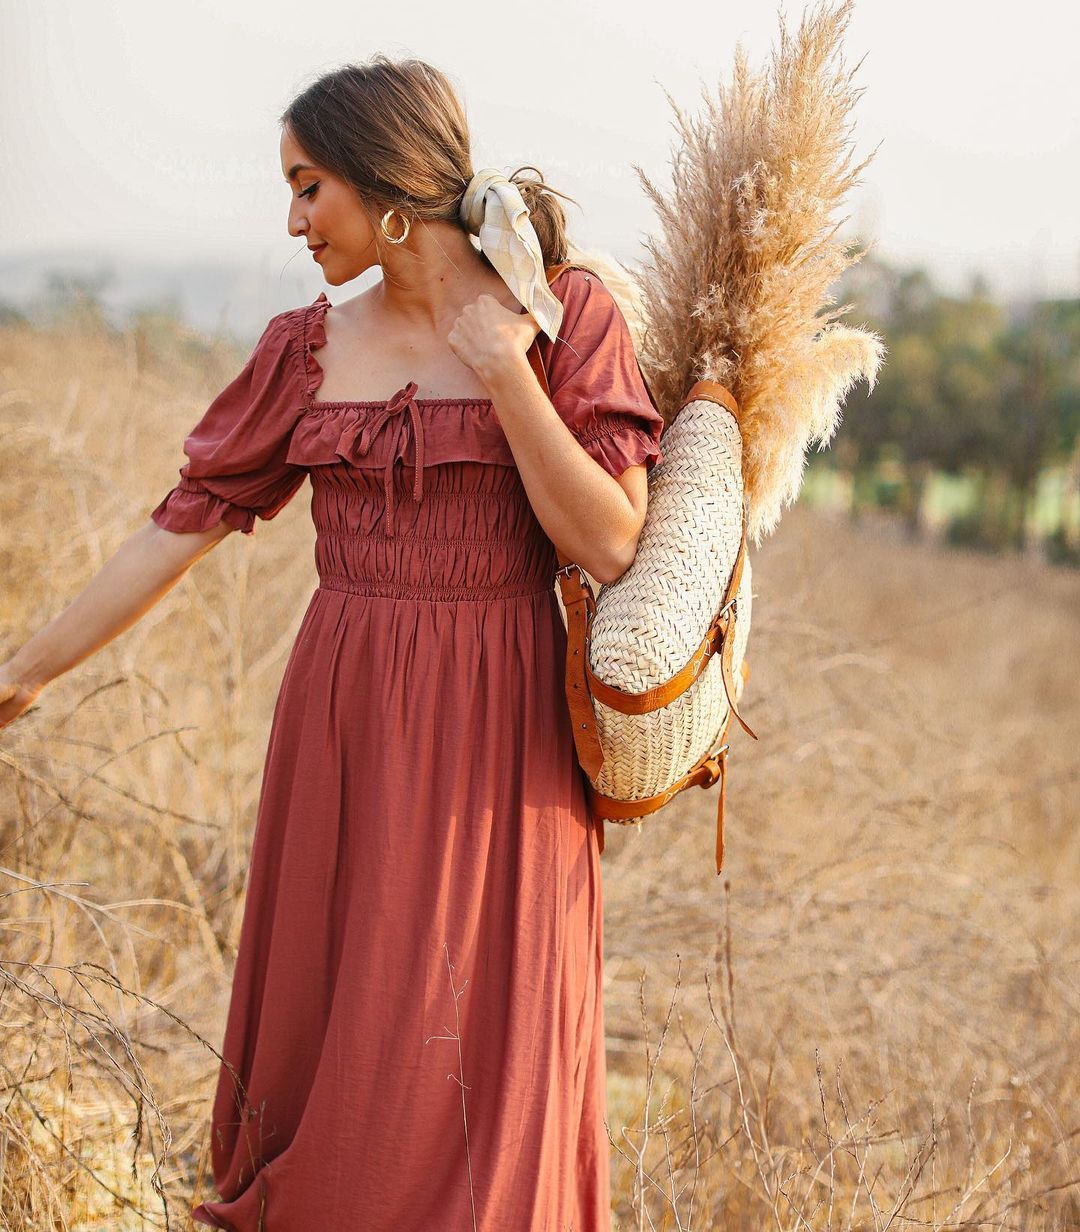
540, 267, 666, 478
150, 311, 308, 535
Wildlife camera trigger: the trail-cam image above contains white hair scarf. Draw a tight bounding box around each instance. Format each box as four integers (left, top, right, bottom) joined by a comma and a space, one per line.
459, 168, 565, 344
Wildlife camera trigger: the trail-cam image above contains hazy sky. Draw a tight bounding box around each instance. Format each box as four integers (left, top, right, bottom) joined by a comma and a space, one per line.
3, 0, 1078, 305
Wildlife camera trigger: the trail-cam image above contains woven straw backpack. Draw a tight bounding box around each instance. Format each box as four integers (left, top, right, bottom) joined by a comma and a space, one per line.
527, 260, 757, 875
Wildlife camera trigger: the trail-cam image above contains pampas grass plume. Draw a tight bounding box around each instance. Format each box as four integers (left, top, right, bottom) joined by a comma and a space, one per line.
624, 0, 887, 543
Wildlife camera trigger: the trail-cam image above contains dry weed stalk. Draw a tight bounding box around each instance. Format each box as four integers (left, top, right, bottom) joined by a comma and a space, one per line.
604, 877, 1043, 1229
423, 941, 478, 1231
0, 948, 237, 1228
627, 0, 887, 543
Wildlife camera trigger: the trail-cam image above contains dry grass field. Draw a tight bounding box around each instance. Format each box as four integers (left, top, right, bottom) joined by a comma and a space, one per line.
1, 314, 1077, 1229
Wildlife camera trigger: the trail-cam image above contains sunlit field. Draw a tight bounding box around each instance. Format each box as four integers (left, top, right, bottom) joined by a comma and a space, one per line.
2, 309, 1078, 1228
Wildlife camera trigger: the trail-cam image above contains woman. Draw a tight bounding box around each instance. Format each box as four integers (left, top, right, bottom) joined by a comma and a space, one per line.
0, 55, 666, 1230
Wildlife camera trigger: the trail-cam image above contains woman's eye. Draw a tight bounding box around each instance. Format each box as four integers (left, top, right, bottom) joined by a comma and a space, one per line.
298, 183, 319, 200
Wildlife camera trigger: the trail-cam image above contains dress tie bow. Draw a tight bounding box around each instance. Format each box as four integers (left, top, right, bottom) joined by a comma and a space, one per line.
352, 381, 425, 536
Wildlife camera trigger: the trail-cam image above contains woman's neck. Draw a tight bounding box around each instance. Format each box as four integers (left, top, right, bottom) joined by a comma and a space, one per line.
374, 220, 518, 333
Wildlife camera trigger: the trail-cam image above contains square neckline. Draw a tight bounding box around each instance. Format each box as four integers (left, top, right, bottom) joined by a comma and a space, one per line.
303, 291, 496, 411
310, 395, 495, 409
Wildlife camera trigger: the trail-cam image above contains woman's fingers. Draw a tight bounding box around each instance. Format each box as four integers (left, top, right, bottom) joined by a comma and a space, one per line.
0, 674, 43, 731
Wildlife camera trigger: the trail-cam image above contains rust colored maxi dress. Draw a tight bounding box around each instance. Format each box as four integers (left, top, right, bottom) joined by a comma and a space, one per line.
150, 266, 665, 1232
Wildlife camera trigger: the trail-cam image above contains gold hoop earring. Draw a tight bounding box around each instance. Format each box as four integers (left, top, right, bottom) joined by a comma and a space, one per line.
380, 209, 410, 245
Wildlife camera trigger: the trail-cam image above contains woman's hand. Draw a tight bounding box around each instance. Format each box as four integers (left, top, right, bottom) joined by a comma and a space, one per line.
0, 666, 44, 732
447, 294, 541, 386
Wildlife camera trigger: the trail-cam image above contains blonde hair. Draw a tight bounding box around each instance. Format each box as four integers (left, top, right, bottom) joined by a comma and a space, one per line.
280, 55, 578, 268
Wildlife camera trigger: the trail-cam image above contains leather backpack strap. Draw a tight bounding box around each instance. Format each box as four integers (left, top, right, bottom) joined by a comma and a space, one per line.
557, 560, 606, 780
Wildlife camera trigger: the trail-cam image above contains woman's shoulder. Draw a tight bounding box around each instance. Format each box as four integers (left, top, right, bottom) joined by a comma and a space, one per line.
296, 285, 401, 358
273, 290, 333, 338
266, 288, 372, 343
548, 262, 602, 298
237, 295, 324, 371
255, 290, 353, 405
301, 284, 380, 325
537, 264, 633, 370
194, 294, 327, 426
545, 263, 625, 333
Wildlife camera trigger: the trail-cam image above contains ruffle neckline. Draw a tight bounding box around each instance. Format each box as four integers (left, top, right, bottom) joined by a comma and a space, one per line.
285, 294, 521, 532
295, 291, 495, 411
283, 290, 665, 496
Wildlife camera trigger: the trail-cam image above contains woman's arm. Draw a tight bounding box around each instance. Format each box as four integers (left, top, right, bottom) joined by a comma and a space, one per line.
481, 353, 646, 584
448, 277, 664, 585
0, 519, 234, 730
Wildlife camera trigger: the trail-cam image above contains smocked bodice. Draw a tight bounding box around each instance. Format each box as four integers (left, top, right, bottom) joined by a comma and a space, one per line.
288, 295, 558, 601
300, 442, 558, 603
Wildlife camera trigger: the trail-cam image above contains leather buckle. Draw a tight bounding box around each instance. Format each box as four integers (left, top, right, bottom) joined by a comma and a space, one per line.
699, 743, 729, 788
555, 561, 592, 593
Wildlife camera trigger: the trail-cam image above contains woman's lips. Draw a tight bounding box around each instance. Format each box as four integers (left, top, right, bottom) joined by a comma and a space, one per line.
310, 243, 328, 261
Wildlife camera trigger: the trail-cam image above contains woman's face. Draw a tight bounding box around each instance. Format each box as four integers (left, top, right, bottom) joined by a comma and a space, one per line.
280, 126, 380, 284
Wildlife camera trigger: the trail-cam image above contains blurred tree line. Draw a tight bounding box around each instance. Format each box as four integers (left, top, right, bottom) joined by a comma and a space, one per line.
820, 254, 1080, 565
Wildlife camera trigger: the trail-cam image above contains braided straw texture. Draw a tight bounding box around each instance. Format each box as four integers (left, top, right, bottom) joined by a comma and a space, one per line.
585, 399, 751, 822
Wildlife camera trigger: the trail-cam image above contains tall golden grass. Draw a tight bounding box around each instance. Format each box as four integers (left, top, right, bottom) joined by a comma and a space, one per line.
1, 310, 1077, 1228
